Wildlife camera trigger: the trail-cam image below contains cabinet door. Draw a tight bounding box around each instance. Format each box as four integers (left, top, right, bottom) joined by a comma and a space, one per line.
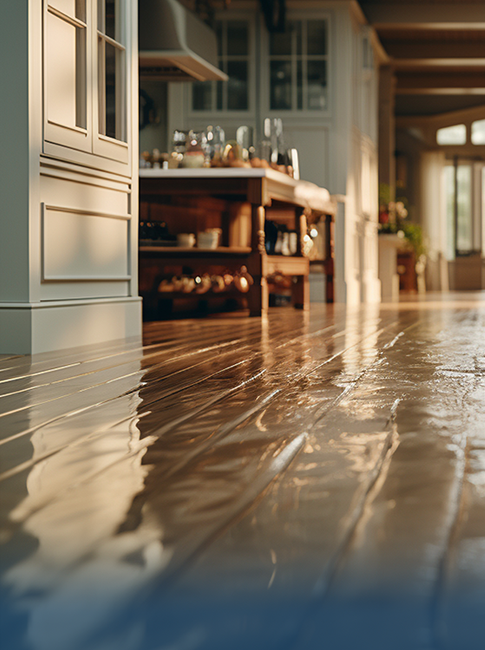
92, 0, 130, 164
44, 0, 92, 153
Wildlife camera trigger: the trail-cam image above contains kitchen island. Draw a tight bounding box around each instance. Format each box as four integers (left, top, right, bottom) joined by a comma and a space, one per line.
139, 168, 336, 318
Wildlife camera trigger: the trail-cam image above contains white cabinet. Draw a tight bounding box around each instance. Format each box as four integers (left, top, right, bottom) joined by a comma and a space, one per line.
44, 1, 91, 152
43, 0, 130, 170
0, 0, 141, 354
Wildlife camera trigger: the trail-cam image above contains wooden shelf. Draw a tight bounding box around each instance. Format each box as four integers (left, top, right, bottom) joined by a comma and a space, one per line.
266, 255, 310, 275
139, 172, 335, 316
156, 289, 245, 299
139, 245, 252, 256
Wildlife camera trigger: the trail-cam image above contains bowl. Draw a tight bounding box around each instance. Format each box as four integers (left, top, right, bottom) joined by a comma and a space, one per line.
177, 233, 195, 248
197, 231, 219, 249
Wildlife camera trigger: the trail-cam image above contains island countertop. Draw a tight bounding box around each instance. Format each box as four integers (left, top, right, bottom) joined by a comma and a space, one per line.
139, 167, 336, 215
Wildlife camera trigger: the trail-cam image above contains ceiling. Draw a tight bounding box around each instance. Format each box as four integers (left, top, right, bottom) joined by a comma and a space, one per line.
359, 0, 485, 117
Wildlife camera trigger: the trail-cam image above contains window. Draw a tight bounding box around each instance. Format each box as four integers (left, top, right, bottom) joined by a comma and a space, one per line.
437, 124, 466, 146
444, 162, 482, 257
192, 19, 251, 112
471, 119, 485, 145
444, 165, 455, 260
456, 165, 473, 253
268, 19, 328, 111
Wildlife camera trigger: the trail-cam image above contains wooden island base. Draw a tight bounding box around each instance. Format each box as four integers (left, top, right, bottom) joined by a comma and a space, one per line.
139, 168, 335, 318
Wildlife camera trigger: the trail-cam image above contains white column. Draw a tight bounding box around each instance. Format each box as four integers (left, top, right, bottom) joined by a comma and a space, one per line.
419, 150, 448, 291
378, 234, 402, 302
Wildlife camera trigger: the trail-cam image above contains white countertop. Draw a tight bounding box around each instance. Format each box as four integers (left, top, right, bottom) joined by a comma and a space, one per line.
139, 167, 335, 215
140, 167, 279, 179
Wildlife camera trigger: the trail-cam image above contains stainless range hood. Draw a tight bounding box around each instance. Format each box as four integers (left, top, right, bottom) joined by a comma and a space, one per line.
139, 0, 228, 82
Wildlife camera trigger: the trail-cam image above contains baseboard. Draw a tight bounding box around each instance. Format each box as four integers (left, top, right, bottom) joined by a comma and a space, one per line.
0, 297, 142, 355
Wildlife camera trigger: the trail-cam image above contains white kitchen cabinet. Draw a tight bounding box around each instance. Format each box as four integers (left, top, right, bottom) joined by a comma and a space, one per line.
43, 0, 130, 169
0, 0, 141, 354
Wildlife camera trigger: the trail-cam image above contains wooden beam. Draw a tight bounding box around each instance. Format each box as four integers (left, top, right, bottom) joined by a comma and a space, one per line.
396, 87, 485, 95
378, 65, 396, 191
393, 58, 485, 69
397, 72, 485, 89
396, 104, 485, 128
363, 3, 485, 30
383, 42, 485, 60
395, 72, 485, 94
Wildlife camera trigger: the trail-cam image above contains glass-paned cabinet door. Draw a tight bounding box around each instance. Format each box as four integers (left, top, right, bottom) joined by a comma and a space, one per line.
94, 0, 129, 163
268, 18, 328, 112
44, 0, 91, 152
191, 18, 252, 114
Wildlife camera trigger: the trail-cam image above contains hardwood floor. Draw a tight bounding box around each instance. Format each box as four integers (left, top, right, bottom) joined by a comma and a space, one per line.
1, 294, 485, 650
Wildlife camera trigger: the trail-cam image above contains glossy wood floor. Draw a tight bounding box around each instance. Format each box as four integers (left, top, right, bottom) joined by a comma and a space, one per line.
2, 293, 485, 650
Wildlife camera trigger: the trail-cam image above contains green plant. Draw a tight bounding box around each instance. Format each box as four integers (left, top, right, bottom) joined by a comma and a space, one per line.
379, 183, 394, 207
400, 222, 426, 259
378, 184, 425, 258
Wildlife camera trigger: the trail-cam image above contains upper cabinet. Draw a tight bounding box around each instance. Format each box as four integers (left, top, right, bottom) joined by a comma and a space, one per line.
43, 0, 130, 169
44, 0, 91, 152
266, 18, 329, 113
189, 14, 256, 118
94, 0, 129, 163
187, 11, 330, 122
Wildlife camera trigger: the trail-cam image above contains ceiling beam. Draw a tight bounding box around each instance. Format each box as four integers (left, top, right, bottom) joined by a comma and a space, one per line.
396, 88, 485, 96
396, 72, 485, 89
393, 58, 485, 69
383, 42, 485, 60
362, 3, 485, 30
396, 103, 485, 128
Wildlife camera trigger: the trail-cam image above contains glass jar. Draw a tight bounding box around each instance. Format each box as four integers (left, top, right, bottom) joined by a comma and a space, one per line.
181, 130, 207, 168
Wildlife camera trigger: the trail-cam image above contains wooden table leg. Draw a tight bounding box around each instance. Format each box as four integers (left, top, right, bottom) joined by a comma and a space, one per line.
247, 205, 268, 317
325, 215, 335, 303
292, 275, 310, 310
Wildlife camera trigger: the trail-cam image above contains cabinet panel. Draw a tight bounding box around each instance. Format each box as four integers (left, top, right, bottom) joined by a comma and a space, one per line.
39, 280, 129, 301
45, 13, 77, 128
285, 127, 328, 187
43, 0, 131, 167
44, 6, 91, 152
42, 206, 130, 281
40, 173, 130, 216
49, 0, 78, 18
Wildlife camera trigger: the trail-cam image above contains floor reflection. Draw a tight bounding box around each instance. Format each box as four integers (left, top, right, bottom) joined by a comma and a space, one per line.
2, 298, 485, 650
2, 367, 170, 650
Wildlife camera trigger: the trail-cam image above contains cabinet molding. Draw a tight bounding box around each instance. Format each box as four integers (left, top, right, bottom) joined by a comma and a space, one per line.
41, 203, 131, 282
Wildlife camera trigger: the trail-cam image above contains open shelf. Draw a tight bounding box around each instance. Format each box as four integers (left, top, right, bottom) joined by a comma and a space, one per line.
139, 245, 252, 256
266, 255, 310, 275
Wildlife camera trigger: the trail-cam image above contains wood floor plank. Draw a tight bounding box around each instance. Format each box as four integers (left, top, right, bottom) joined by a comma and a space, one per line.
0, 307, 406, 488
2, 297, 485, 650
1, 308, 416, 650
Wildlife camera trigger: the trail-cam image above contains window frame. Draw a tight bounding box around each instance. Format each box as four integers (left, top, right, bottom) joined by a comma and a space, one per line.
444, 159, 483, 258
471, 119, 485, 146
436, 124, 467, 146
260, 10, 332, 118
188, 11, 257, 120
